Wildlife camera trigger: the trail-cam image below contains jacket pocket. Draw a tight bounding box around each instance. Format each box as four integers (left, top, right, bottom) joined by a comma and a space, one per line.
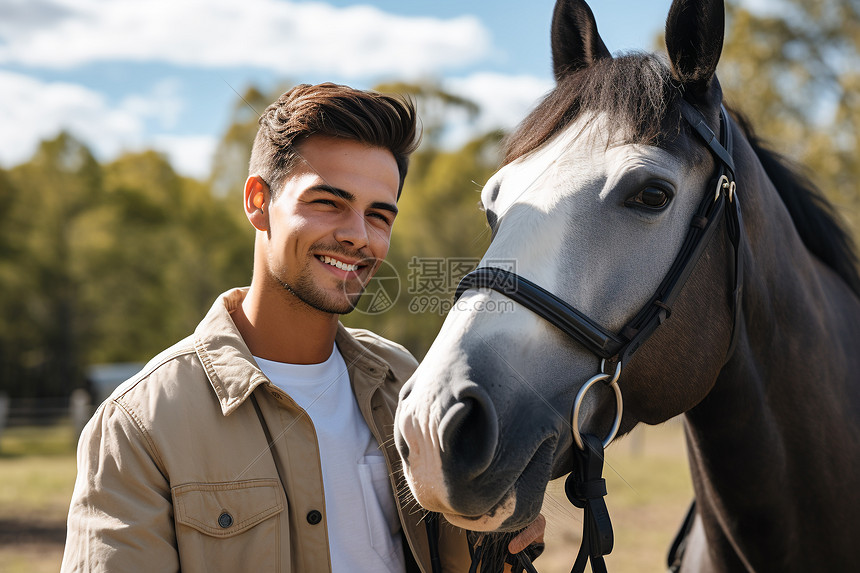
173, 479, 286, 572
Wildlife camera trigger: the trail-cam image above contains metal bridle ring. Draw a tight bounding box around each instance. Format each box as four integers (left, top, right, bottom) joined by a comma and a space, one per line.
714, 174, 730, 202
571, 360, 623, 450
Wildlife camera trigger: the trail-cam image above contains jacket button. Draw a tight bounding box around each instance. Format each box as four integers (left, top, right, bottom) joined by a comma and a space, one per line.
306, 510, 322, 525
218, 512, 233, 528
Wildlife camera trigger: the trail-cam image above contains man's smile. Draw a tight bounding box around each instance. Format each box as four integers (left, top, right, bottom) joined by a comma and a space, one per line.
316, 254, 360, 272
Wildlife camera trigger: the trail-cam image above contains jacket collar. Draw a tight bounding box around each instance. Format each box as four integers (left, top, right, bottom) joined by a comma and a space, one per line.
194, 288, 390, 416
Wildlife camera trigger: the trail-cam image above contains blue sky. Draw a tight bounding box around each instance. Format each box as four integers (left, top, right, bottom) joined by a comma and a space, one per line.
1, 0, 681, 179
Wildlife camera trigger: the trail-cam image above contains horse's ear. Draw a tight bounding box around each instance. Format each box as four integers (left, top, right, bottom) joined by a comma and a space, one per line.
665, 0, 725, 99
551, 0, 612, 81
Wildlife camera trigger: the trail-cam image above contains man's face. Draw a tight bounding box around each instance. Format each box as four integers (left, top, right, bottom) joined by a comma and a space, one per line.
264, 135, 400, 314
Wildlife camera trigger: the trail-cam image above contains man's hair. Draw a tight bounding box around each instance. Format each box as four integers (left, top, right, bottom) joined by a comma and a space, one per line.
249, 83, 419, 199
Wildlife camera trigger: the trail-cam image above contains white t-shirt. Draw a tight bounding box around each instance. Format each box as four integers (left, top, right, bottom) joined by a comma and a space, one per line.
254, 347, 406, 573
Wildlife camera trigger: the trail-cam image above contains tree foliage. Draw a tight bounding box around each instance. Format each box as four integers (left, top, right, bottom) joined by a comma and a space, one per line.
3, 2, 858, 397
209, 85, 279, 202
0, 81, 496, 397
720, 0, 860, 238
0, 135, 251, 397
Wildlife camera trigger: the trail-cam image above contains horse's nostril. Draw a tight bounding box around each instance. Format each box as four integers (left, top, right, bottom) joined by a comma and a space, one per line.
438, 385, 499, 479
399, 378, 415, 402
394, 429, 410, 463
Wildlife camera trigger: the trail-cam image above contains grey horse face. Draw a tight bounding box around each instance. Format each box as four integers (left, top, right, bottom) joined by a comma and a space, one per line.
395, 111, 727, 531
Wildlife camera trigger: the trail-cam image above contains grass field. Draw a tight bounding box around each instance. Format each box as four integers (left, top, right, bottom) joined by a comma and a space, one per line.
0, 420, 693, 572
0, 424, 78, 573
539, 419, 693, 572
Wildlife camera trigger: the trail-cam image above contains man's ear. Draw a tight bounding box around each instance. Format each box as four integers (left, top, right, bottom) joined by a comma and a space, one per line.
244, 176, 270, 231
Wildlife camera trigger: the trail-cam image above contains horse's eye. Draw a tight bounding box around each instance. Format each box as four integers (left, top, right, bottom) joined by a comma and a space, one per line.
626, 186, 671, 210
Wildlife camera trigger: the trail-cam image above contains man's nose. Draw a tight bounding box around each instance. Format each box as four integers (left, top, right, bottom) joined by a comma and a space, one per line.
333, 209, 370, 249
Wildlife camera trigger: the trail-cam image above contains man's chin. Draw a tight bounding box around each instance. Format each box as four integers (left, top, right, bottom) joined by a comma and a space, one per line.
323, 293, 362, 315
308, 294, 360, 316
276, 277, 362, 315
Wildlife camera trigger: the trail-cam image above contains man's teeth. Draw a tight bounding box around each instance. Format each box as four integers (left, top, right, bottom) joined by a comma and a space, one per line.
320, 255, 358, 272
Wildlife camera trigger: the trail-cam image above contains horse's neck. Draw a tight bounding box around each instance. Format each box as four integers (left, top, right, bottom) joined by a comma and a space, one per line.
682, 171, 860, 570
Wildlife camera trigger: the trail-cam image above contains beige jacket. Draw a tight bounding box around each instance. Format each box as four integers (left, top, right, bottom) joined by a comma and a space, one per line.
61, 288, 471, 572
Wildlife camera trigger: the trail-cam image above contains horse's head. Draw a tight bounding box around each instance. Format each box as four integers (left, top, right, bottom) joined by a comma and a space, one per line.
395, 0, 738, 531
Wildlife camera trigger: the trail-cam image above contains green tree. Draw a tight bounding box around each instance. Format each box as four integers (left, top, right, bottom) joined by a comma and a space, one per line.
2, 133, 103, 396
0, 167, 26, 393
0, 80, 504, 396
374, 80, 480, 148
0, 136, 253, 398
209, 85, 285, 203
719, 0, 860, 239
88, 150, 252, 364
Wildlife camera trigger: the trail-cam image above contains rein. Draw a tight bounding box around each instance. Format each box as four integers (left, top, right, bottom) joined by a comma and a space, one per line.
453, 101, 744, 572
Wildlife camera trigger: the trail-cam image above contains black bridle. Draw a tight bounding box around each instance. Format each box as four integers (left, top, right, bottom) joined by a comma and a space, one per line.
456, 101, 743, 370
453, 100, 745, 573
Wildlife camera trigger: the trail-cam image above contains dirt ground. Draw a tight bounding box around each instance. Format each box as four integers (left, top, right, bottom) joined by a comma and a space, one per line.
0, 518, 66, 545
0, 518, 67, 573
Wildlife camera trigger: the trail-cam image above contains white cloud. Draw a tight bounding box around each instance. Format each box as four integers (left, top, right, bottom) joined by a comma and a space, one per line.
151, 135, 218, 179
0, 68, 552, 180
0, 69, 554, 179
0, 71, 135, 166
0, 70, 213, 178
120, 79, 185, 131
0, 0, 492, 79
740, 0, 785, 16
439, 72, 554, 148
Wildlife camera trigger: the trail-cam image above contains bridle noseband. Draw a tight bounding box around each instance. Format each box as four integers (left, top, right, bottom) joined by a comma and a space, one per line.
453, 100, 745, 573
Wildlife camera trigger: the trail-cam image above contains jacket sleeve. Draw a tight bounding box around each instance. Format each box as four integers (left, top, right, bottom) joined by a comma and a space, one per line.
438, 517, 474, 572
61, 399, 179, 572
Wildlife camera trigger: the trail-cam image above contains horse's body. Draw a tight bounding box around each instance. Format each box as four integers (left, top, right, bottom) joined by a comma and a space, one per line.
394, 0, 860, 570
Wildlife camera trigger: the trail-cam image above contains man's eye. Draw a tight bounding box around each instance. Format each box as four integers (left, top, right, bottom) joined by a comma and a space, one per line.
369, 212, 392, 225
625, 186, 671, 210
313, 199, 336, 206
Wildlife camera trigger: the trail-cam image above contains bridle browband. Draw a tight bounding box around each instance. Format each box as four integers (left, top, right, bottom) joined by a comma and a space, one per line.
456, 100, 744, 374
453, 99, 745, 573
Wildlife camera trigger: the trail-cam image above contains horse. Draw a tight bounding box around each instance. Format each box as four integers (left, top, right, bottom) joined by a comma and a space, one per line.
393, 0, 860, 570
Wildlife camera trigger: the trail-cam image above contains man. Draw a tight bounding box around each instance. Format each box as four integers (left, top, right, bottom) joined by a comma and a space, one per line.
61, 83, 541, 572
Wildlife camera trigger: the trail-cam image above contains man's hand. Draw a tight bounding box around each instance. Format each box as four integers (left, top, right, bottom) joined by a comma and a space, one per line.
508, 513, 546, 554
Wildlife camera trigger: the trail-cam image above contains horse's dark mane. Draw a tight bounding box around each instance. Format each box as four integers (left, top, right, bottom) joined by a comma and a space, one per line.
503, 53, 860, 296
503, 53, 684, 165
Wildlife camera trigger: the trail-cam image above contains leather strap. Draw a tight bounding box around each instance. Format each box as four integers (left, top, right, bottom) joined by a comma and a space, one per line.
425, 512, 442, 573
679, 102, 735, 177
466, 530, 544, 573
565, 434, 613, 573
456, 268, 625, 359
